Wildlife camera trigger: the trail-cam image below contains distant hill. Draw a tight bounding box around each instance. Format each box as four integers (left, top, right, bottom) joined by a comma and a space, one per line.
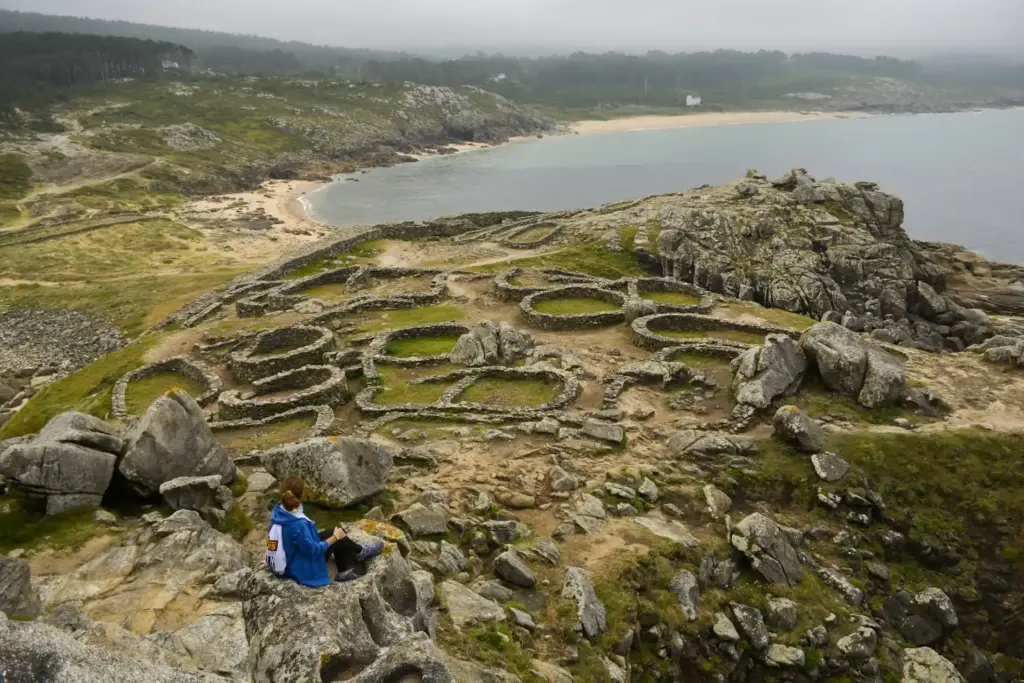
0, 10, 411, 75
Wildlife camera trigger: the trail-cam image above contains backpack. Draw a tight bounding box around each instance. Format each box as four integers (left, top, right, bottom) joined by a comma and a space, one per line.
265, 523, 287, 576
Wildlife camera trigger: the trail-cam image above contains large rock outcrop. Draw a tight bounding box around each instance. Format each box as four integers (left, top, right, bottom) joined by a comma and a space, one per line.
0, 612, 227, 683
40, 510, 248, 634
240, 546, 511, 683
450, 321, 533, 367
731, 334, 807, 409
260, 437, 393, 508
801, 322, 905, 408
0, 412, 121, 514
119, 391, 235, 498
729, 513, 804, 588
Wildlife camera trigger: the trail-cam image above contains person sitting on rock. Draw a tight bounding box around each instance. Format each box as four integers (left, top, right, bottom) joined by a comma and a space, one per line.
266, 475, 384, 585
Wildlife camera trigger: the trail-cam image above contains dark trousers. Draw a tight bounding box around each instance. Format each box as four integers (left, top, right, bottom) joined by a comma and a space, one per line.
319, 529, 363, 573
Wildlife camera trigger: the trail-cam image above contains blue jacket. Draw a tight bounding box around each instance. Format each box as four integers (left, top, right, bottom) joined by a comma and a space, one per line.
269, 504, 330, 587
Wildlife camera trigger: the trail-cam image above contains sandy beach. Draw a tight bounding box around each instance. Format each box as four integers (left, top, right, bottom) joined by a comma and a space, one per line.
184, 179, 330, 261
571, 110, 865, 134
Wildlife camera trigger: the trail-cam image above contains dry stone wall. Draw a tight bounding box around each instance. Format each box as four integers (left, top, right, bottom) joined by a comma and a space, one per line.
218, 364, 348, 420
520, 286, 627, 330
111, 357, 222, 418
229, 325, 335, 383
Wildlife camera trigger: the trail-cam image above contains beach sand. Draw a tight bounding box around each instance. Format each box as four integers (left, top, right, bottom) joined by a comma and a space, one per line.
184, 179, 330, 261
572, 110, 865, 134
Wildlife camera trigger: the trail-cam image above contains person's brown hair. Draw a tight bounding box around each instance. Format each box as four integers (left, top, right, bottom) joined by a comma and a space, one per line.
281, 476, 305, 511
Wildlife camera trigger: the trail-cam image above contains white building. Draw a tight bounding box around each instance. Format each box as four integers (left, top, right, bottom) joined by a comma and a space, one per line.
686, 94, 702, 107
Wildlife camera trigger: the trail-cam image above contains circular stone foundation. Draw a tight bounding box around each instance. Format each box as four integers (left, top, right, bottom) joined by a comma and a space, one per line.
520, 286, 626, 330
367, 323, 471, 364
632, 313, 795, 350
633, 278, 714, 313
218, 364, 348, 420
654, 341, 749, 364
112, 356, 222, 418
230, 325, 335, 383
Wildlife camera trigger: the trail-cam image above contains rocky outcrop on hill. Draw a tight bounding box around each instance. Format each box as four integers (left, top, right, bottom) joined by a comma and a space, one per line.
0, 412, 121, 513
591, 169, 1007, 352
801, 322, 906, 407
0, 612, 229, 683
120, 391, 236, 498
450, 321, 534, 367
260, 437, 394, 507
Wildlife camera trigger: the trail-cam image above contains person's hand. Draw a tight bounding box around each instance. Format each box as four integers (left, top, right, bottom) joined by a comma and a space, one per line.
333, 527, 346, 541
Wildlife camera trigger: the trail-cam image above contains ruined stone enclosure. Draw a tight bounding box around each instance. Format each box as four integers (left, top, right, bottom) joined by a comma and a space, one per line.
133, 216, 832, 463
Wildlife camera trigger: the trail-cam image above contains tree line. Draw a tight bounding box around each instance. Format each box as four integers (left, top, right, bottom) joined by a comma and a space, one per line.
0, 32, 194, 119
0, 9, 407, 76
359, 50, 928, 109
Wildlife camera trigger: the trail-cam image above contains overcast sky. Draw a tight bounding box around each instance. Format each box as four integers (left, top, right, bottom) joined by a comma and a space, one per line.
3, 0, 1023, 56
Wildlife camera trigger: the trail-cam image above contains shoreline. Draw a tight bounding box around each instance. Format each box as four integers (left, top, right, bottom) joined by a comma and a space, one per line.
570, 110, 868, 134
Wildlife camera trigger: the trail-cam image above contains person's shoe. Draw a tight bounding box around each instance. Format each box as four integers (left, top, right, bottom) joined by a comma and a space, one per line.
357, 538, 385, 562
334, 568, 359, 583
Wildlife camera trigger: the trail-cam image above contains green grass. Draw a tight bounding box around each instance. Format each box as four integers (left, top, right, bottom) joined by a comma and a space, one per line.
214, 415, 316, 455
0, 335, 159, 438
437, 620, 539, 682
356, 305, 469, 333
387, 335, 461, 358
0, 497, 112, 554
0, 153, 33, 201
618, 226, 638, 252
471, 242, 650, 279
67, 178, 182, 212
458, 376, 561, 407
511, 225, 556, 243
298, 282, 348, 301
284, 255, 346, 280
718, 301, 817, 330
124, 372, 207, 416
374, 364, 458, 405
282, 240, 389, 280
666, 351, 733, 368
217, 505, 254, 541
653, 328, 766, 345
0, 219, 245, 335
831, 429, 1024, 538
531, 297, 620, 315
790, 381, 919, 426
750, 429, 1024, 602
642, 291, 702, 306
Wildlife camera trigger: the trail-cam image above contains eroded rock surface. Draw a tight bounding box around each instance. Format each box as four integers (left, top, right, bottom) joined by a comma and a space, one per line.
120, 392, 235, 497
0, 412, 121, 514
260, 437, 393, 507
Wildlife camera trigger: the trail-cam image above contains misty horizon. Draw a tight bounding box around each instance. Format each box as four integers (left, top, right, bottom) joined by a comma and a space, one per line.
1, 0, 1023, 59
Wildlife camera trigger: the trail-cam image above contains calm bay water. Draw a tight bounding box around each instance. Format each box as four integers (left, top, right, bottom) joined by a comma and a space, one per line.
309, 108, 1024, 263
